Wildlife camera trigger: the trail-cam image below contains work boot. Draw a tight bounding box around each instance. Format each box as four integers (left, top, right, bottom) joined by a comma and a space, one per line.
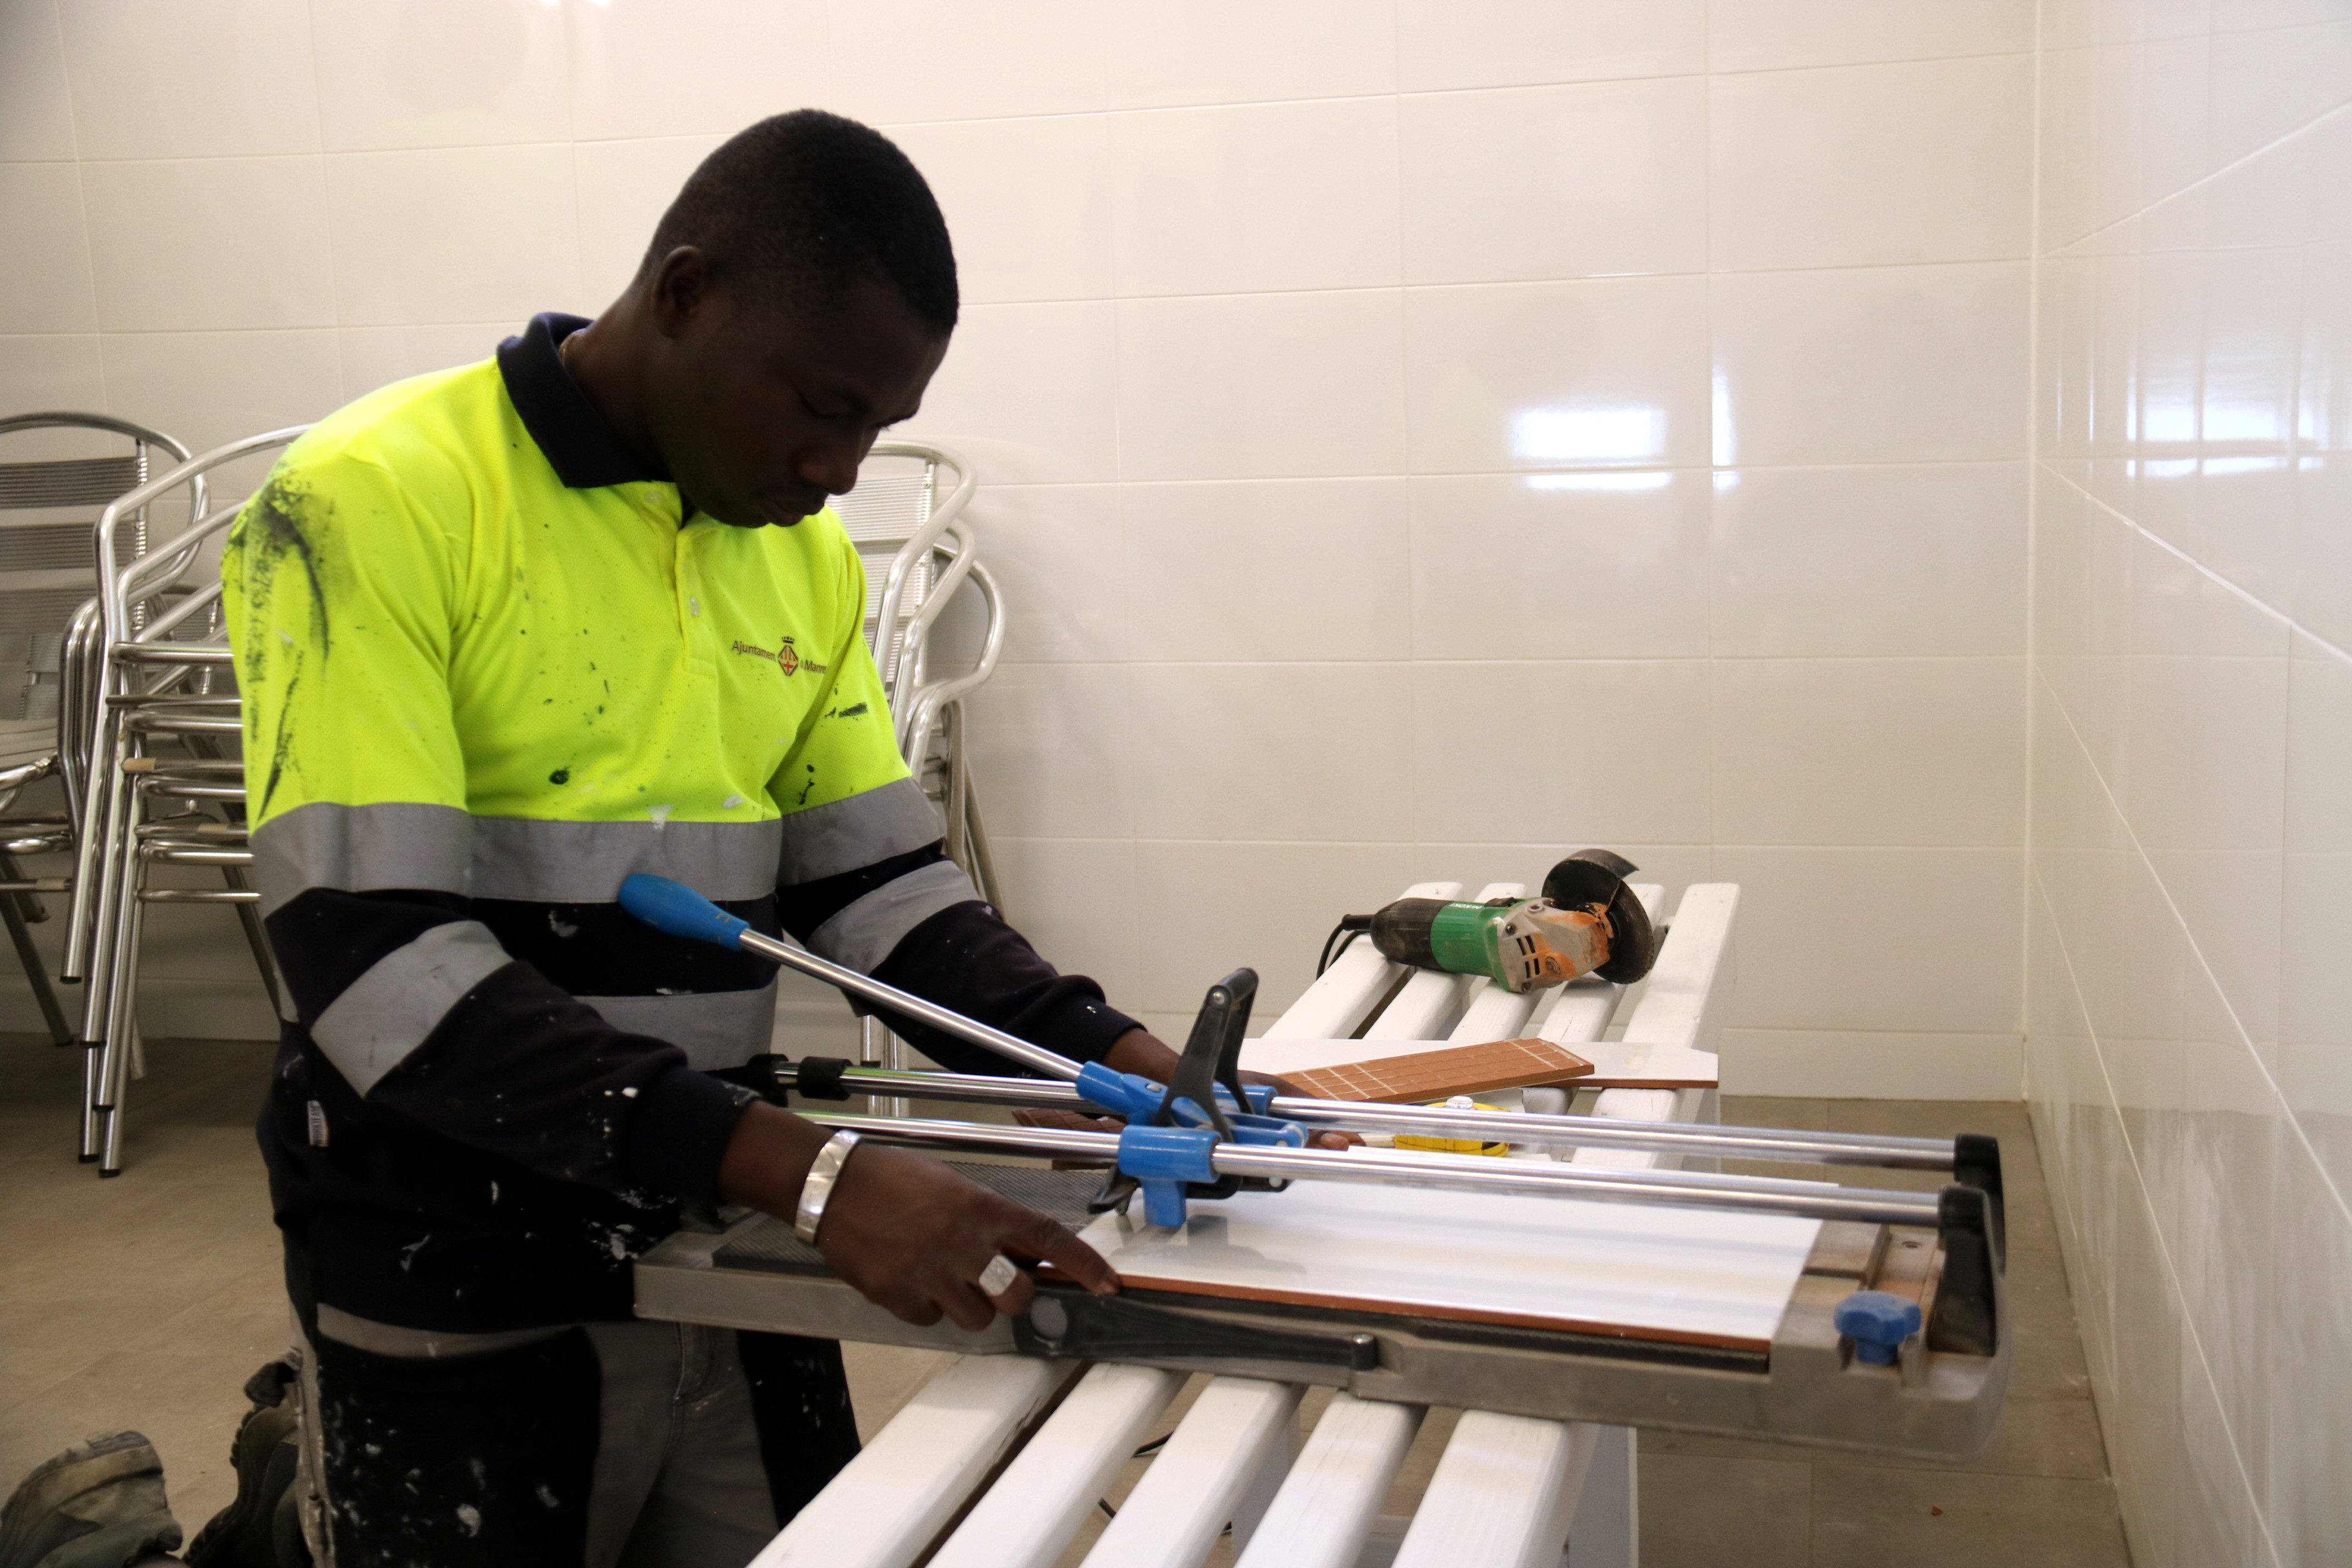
183, 1363, 306, 1568
0, 1430, 183, 1568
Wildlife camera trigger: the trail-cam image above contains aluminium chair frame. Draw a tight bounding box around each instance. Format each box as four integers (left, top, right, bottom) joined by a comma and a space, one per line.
67, 427, 308, 1172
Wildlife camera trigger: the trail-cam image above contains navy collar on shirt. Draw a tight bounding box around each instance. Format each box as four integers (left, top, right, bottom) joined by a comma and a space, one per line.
496, 312, 669, 491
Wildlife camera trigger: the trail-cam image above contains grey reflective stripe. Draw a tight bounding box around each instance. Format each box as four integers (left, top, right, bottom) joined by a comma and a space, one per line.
471, 816, 783, 903
809, 858, 979, 973
311, 921, 511, 1096
777, 777, 944, 885
252, 801, 473, 916
579, 981, 778, 1074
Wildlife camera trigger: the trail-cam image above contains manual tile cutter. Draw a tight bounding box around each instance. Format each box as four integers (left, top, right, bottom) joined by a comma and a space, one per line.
620, 873, 2012, 1467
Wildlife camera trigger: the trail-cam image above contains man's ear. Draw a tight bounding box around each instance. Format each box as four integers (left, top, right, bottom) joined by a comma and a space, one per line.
645, 247, 712, 340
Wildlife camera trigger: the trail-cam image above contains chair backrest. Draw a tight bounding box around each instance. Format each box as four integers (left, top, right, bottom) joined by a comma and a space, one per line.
830, 448, 946, 696
0, 415, 194, 758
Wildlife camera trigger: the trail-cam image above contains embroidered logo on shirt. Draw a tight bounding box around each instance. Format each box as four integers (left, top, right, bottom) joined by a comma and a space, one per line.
729, 634, 829, 678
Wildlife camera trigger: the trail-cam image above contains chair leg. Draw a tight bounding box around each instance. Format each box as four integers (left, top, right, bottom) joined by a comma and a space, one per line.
99, 1016, 135, 1177
95, 890, 144, 1177
962, 768, 1006, 916
0, 889, 72, 1046
220, 863, 285, 1019
78, 1042, 103, 1162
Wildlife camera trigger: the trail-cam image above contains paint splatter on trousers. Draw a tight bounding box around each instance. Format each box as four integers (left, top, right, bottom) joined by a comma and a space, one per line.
290, 1310, 858, 1568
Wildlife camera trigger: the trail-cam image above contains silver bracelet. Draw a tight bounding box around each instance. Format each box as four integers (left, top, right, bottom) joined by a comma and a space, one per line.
793, 1129, 863, 1245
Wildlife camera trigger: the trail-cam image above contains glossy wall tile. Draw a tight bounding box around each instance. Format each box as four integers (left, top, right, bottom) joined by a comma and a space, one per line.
0, 0, 2106, 1109
2026, 6, 2352, 1558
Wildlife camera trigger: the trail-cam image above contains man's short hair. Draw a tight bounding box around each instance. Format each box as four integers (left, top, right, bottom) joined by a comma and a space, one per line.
641, 111, 958, 334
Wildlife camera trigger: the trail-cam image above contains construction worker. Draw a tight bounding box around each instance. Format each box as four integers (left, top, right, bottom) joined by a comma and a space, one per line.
112, 110, 1294, 1568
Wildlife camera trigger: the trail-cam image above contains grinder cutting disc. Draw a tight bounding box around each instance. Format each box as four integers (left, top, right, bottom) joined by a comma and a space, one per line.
1542, 848, 1658, 985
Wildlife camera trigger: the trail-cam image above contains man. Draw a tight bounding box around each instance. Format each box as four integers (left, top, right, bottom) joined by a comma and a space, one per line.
206, 110, 1245, 1567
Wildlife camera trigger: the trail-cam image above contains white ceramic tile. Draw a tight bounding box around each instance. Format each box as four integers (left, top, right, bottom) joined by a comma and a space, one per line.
325, 145, 583, 328
901, 300, 1118, 484
829, 0, 1106, 124
1709, 56, 2033, 272
308, 0, 569, 151
2137, 32, 2213, 215
934, 484, 1124, 665
0, 334, 105, 415
1411, 842, 1714, 909
2209, 17, 2352, 171
1121, 479, 1409, 662
1398, 78, 1705, 285
1395, 0, 1705, 93
2282, 634, 2352, 1195
1404, 276, 1709, 474
1133, 840, 1418, 1015
888, 117, 1114, 305
1716, 1028, 2025, 1098
97, 328, 342, 481
573, 134, 726, 308
1711, 263, 2031, 465
2263, 1137, 2352, 1564
1408, 472, 1709, 658
985, 837, 1139, 1005
1109, 99, 1399, 297
1713, 658, 2027, 846
1128, 662, 1414, 842
81, 157, 334, 333
55, 0, 320, 159
569, 0, 829, 141
0, 162, 94, 335
1707, 0, 2034, 72
1411, 660, 1712, 843
2198, 246, 2303, 605
1714, 845, 2024, 1033
1079, 1178, 1820, 1347
1712, 463, 2028, 657
1103, 0, 1395, 109
1116, 290, 1405, 481
336, 322, 507, 404
0, 1, 75, 161
959, 662, 1131, 840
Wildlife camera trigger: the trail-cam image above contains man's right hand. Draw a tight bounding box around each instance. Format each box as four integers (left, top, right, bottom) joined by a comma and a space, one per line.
716, 1102, 1119, 1330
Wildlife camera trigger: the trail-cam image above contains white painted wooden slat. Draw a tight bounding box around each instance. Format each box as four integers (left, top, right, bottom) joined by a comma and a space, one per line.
1393, 1411, 1597, 1568
1080, 1378, 1302, 1568
1614, 884, 1737, 1065
1364, 970, 1474, 1040
1234, 1393, 1425, 1568
1262, 883, 1457, 1039
927, 1364, 1182, 1568
752, 1357, 1075, 1568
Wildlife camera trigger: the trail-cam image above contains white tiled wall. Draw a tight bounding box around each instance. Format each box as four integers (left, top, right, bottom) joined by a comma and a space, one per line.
0, 0, 2041, 1092
2027, 1, 2352, 1561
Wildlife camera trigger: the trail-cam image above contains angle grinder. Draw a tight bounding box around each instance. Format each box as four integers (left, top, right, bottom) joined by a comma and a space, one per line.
1318, 848, 1658, 994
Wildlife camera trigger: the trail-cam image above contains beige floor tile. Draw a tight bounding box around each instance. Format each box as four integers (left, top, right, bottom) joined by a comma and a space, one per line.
839, 1342, 955, 1441
1810, 1465, 2131, 1567
1639, 1452, 1811, 1568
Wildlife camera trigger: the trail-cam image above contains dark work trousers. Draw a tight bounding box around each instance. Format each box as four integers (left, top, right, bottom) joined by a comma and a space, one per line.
288, 1308, 860, 1568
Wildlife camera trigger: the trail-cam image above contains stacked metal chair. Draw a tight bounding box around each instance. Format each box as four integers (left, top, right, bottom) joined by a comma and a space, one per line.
835, 439, 1004, 903
0, 414, 199, 1050
830, 440, 1005, 1097
65, 427, 308, 1173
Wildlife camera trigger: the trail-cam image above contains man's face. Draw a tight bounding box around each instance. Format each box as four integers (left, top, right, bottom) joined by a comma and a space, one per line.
643, 259, 949, 528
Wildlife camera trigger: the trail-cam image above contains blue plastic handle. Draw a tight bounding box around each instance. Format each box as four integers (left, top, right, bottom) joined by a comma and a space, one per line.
1833, 1288, 1923, 1365
619, 873, 750, 948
